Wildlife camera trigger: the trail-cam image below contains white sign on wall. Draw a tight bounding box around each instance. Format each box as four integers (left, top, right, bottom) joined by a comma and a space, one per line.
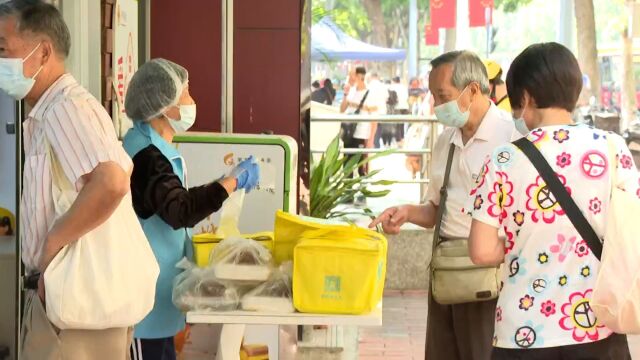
112, 0, 138, 137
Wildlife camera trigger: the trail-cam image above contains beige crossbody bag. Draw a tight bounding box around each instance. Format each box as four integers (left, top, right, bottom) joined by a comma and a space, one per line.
430, 144, 500, 305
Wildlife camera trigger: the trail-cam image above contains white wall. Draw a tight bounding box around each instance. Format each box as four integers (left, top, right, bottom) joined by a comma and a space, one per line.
62, 0, 102, 99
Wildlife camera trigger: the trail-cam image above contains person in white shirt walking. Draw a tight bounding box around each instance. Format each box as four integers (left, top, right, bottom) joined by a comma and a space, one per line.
389, 76, 410, 145
340, 66, 376, 177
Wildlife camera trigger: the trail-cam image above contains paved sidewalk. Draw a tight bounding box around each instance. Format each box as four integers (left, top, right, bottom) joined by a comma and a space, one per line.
359, 290, 427, 360
359, 290, 640, 360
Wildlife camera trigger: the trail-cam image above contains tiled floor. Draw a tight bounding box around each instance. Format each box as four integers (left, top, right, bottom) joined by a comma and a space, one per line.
360, 290, 640, 360
359, 290, 428, 360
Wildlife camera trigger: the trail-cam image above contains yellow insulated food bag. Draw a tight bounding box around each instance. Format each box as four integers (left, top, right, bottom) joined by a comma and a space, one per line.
293, 226, 387, 315
273, 210, 345, 264
192, 232, 274, 267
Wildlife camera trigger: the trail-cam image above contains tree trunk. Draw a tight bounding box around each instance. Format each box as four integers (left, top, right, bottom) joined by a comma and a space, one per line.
574, 0, 601, 103
622, 26, 637, 129
444, 28, 457, 52
362, 0, 392, 77
362, 0, 388, 47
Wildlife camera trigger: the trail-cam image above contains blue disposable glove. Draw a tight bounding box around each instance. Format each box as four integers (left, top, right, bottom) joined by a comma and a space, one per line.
231, 156, 260, 192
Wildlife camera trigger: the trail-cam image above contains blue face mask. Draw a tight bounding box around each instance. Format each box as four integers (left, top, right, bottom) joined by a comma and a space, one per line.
165, 104, 197, 133
513, 105, 530, 135
434, 86, 472, 128
0, 43, 43, 100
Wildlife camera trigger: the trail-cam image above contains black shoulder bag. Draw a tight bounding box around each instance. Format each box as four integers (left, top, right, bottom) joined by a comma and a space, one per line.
341, 90, 370, 142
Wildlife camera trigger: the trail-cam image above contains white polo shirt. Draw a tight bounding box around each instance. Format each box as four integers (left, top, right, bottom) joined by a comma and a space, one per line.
426, 103, 520, 239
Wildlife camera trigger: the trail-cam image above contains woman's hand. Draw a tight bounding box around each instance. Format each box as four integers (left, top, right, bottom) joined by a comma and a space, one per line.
219, 177, 238, 195
230, 156, 260, 192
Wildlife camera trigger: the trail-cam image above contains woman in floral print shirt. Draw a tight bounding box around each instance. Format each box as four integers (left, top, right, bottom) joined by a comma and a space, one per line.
468, 43, 638, 359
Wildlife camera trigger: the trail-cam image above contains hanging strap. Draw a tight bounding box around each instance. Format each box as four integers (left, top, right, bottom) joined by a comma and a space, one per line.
496, 95, 509, 106
354, 90, 370, 115
46, 138, 76, 216
431, 143, 457, 255
513, 138, 602, 260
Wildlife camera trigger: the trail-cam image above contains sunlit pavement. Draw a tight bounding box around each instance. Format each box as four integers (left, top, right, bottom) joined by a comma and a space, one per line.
359, 290, 427, 360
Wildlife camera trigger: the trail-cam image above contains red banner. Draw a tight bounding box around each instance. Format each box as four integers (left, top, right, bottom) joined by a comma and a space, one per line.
430, 0, 456, 29
425, 24, 439, 46
469, 0, 494, 27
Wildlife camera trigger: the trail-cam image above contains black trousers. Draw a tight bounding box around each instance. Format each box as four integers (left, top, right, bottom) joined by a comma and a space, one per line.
426, 293, 497, 360
491, 333, 631, 360
394, 109, 409, 141
130, 337, 177, 360
343, 137, 367, 177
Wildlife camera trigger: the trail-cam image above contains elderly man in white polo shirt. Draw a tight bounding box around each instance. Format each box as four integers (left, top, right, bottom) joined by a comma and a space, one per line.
0, 1, 139, 359
370, 51, 521, 360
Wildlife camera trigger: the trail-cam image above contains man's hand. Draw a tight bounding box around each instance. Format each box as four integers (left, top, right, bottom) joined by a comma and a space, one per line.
343, 83, 351, 95
369, 206, 410, 235
36, 228, 66, 304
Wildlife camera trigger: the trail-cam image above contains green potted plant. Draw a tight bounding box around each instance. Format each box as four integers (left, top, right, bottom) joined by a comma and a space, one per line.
310, 135, 395, 219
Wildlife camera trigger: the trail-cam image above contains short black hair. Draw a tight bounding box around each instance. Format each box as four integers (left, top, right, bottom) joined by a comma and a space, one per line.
392, 76, 401, 83
355, 66, 366, 76
0, 0, 71, 58
506, 42, 582, 112
312, 80, 320, 89
323, 78, 333, 88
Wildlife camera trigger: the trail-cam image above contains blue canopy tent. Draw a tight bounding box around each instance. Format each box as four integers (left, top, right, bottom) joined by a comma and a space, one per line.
311, 17, 406, 62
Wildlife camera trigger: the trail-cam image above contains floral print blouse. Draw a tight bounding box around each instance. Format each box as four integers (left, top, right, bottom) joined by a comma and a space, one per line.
469, 124, 640, 349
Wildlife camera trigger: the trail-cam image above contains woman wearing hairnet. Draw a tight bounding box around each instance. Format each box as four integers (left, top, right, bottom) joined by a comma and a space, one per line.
122, 58, 260, 359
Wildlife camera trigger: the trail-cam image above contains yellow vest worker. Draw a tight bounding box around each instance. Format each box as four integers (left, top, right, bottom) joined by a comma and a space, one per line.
483, 60, 512, 113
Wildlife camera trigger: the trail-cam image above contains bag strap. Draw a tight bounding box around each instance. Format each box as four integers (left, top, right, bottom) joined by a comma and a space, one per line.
45, 137, 76, 216
431, 143, 456, 254
354, 90, 370, 115
513, 137, 602, 260
496, 95, 509, 106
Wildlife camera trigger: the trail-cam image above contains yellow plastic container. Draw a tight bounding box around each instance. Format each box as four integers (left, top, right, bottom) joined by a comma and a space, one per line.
273, 210, 346, 264
292, 226, 387, 315
192, 232, 274, 267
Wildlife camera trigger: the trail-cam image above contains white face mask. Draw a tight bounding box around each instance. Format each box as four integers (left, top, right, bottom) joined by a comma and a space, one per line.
165, 104, 197, 133
433, 86, 472, 128
513, 105, 530, 135
0, 43, 43, 100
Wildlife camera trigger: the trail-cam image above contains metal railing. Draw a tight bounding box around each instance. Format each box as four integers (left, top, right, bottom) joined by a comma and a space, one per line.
310, 114, 440, 202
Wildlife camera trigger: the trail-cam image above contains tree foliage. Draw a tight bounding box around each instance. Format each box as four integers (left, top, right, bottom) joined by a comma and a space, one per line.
312, 0, 428, 49
495, 0, 533, 13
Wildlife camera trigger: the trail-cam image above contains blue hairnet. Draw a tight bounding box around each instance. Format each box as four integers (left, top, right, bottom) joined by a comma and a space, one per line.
125, 58, 189, 122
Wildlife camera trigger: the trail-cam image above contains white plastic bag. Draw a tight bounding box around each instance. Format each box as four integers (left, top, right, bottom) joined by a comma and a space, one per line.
217, 190, 245, 238
242, 262, 294, 313
44, 140, 159, 330
591, 138, 640, 333
210, 237, 273, 283
173, 258, 239, 312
